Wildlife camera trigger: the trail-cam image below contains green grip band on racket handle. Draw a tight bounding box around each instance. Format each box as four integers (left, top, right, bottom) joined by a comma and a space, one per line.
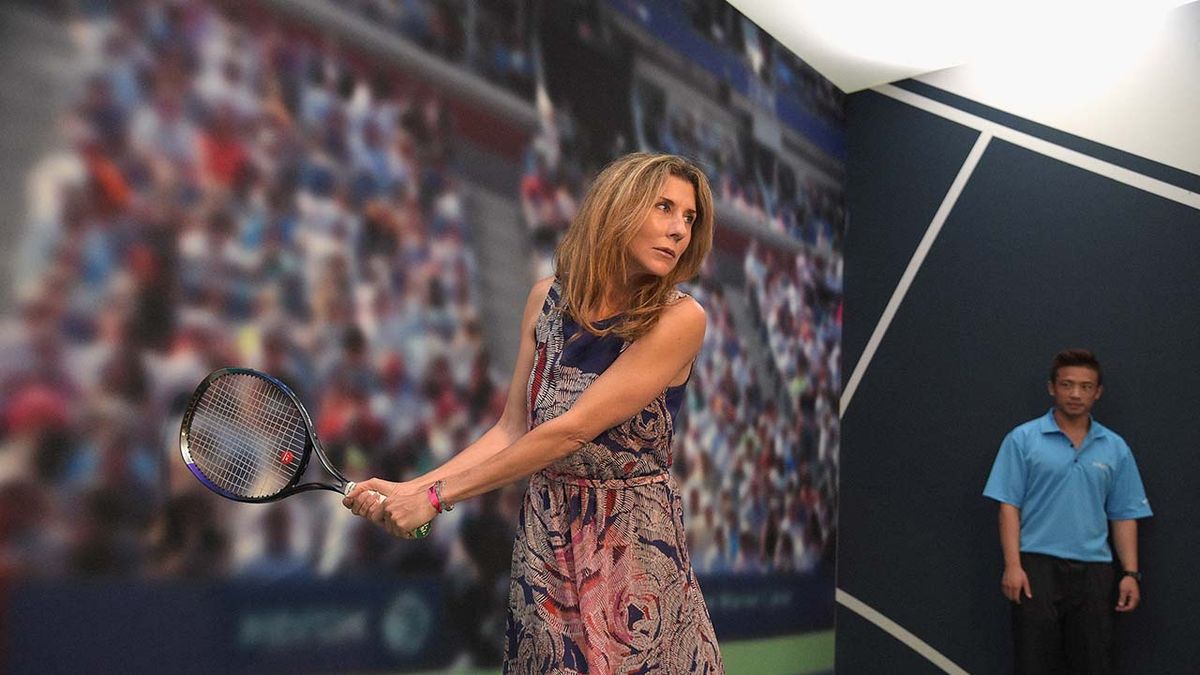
344, 482, 433, 539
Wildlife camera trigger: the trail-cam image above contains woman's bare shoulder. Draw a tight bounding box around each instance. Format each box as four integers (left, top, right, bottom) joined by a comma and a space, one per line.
656, 291, 706, 337
530, 275, 555, 299
665, 289, 705, 320
519, 276, 557, 324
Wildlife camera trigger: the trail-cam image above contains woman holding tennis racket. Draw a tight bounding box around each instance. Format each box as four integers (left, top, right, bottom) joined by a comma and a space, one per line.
345, 152, 725, 673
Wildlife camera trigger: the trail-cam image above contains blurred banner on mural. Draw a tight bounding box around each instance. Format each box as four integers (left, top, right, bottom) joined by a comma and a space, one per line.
0, 0, 843, 672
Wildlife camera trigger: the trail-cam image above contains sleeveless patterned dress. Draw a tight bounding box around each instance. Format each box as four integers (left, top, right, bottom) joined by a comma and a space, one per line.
503, 280, 724, 674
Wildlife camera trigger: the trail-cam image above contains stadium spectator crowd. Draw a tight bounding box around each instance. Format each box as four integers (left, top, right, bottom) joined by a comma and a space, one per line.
0, 0, 847, 667
680, 0, 844, 125
342, 0, 536, 99
0, 1, 508, 591
1, 0, 841, 599
344, 0, 846, 130
675, 277, 836, 575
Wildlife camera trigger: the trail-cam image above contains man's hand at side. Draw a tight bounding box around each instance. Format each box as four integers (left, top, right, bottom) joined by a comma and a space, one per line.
1002, 565, 1033, 603
1116, 576, 1140, 612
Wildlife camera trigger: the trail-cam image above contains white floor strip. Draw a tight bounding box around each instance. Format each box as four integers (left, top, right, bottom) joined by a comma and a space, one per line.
875, 84, 1200, 212
839, 132, 992, 417
837, 589, 970, 674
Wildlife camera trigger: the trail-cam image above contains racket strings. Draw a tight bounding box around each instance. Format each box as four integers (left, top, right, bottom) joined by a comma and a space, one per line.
193, 386, 296, 495
199, 387, 297, 487
216, 378, 307, 486
194, 380, 303, 495
187, 373, 308, 498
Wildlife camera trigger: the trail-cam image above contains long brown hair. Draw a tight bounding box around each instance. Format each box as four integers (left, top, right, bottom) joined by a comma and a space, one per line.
554, 152, 714, 341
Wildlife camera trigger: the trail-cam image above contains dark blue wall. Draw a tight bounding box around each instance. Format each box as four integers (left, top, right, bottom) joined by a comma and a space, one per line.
839, 85, 1200, 673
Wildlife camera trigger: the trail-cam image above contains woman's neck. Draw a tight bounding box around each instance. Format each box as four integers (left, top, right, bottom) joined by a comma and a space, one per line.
595, 281, 633, 321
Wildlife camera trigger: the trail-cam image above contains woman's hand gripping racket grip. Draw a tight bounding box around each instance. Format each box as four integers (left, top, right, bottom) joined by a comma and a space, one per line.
344, 481, 433, 538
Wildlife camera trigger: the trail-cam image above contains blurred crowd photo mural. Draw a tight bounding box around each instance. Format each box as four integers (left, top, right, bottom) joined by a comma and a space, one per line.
0, 1, 845, 672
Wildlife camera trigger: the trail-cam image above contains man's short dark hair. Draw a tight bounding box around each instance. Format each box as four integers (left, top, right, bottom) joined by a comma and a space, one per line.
1049, 349, 1103, 385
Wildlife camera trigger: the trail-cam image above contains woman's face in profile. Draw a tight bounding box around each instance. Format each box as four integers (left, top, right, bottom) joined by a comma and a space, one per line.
626, 175, 696, 280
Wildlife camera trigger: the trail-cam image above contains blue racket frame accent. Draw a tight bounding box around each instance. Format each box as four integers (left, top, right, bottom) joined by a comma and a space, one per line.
179, 366, 352, 503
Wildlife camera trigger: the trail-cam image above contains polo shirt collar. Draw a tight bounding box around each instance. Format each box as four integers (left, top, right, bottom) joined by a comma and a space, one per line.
1039, 407, 1109, 441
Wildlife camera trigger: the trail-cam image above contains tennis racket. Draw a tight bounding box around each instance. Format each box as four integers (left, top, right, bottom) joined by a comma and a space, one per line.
179, 367, 431, 538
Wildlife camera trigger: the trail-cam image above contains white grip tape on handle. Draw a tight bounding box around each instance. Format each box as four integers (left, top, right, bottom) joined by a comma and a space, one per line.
344, 481, 386, 502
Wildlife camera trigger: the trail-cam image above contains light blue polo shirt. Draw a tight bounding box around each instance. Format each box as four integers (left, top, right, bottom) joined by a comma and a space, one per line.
983, 409, 1153, 562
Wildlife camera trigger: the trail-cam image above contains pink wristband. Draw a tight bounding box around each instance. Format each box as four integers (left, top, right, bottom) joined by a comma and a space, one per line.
427, 484, 442, 513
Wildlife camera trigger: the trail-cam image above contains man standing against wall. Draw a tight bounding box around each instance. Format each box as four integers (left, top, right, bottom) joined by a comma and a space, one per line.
984, 349, 1152, 674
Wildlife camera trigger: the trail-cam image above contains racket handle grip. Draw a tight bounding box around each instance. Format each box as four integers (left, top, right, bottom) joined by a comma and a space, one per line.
345, 482, 433, 539
346, 481, 388, 503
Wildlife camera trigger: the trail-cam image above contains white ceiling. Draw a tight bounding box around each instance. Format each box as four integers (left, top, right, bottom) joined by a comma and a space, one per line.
728, 0, 1197, 93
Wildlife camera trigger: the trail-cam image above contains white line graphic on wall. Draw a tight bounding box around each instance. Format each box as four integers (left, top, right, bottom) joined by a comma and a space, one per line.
875, 85, 1200, 212
840, 131, 992, 418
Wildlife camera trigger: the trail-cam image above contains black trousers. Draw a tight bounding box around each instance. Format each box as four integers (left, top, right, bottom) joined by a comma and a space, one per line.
1012, 552, 1116, 675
